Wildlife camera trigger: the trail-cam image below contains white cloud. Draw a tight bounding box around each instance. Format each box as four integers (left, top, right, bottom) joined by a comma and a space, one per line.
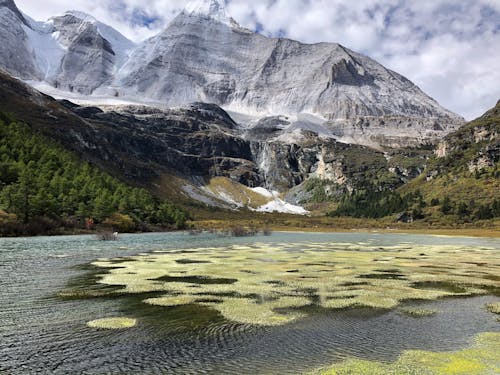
15, 0, 500, 119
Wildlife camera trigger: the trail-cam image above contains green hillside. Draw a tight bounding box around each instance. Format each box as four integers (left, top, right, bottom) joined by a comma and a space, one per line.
398, 100, 500, 225
0, 113, 187, 236
327, 101, 500, 226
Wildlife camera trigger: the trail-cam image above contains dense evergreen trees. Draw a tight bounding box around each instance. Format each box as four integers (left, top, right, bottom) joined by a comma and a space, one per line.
441, 197, 500, 221
327, 186, 500, 222
0, 117, 187, 234
327, 187, 420, 219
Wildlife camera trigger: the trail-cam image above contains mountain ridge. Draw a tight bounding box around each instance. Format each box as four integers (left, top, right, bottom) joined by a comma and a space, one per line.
0, 0, 464, 148
0, 71, 423, 211
0, 70, 498, 225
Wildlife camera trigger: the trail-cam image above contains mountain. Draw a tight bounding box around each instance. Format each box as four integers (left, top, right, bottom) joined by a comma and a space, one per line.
4, 0, 494, 223
0, 71, 427, 214
0, 0, 134, 93
0, 65, 498, 224
0, 0, 463, 148
41, 11, 134, 93
115, 0, 463, 146
433, 100, 499, 174
0, 71, 261, 207
319, 101, 499, 224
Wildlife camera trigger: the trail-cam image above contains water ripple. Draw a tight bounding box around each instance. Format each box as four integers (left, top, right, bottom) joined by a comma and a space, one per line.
1, 232, 499, 374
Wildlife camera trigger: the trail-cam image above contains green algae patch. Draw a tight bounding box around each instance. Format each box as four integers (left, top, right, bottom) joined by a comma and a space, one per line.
486, 302, 500, 314
203, 296, 309, 326
312, 332, 500, 375
399, 307, 439, 317
88, 242, 500, 326
87, 317, 137, 329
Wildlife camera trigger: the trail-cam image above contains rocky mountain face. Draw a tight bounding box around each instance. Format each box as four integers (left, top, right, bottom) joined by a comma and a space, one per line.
117, 7, 461, 126
0, 0, 39, 79
398, 100, 499, 221
114, 0, 463, 147
429, 100, 499, 176
4, 0, 491, 214
0, 0, 134, 93
0, 72, 429, 210
0, 0, 464, 149
46, 13, 117, 93
0, 0, 26, 22
0, 71, 252, 186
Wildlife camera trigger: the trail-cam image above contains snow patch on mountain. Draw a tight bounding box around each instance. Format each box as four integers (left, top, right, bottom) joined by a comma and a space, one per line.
27, 80, 150, 106
250, 187, 274, 198
256, 199, 309, 215
184, 0, 234, 26
251, 187, 309, 215
22, 24, 65, 79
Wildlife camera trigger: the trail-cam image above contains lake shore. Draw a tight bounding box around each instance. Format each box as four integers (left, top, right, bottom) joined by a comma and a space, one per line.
1, 214, 499, 239
271, 226, 500, 238
1, 225, 499, 239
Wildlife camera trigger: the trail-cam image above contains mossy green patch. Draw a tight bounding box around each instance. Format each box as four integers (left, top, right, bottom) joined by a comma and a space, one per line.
89, 242, 500, 326
87, 317, 137, 329
399, 307, 439, 317
485, 302, 500, 314
312, 332, 500, 375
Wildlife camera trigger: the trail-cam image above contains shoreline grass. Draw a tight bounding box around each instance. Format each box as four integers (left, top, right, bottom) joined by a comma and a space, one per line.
1, 215, 498, 238
3, 227, 498, 239
271, 227, 500, 238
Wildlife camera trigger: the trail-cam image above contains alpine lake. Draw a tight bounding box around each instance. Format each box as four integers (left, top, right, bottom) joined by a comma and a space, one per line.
1, 231, 499, 374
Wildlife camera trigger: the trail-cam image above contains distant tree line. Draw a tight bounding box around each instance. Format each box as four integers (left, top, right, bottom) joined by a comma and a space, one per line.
0, 116, 188, 235
327, 185, 500, 222
327, 186, 422, 219
437, 196, 500, 221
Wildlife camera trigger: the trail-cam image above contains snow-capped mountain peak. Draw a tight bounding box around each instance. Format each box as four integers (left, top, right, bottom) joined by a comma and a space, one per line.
183, 0, 234, 25
0, 0, 465, 149
63, 10, 98, 24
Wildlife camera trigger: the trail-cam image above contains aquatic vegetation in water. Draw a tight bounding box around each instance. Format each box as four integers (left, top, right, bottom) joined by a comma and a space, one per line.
87, 242, 500, 326
485, 302, 500, 314
311, 332, 500, 375
202, 296, 309, 326
399, 307, 439, 317
87, 317, 137, 329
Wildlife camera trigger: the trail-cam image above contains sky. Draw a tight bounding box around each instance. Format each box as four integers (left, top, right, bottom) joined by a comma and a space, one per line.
16, 0, 500, 120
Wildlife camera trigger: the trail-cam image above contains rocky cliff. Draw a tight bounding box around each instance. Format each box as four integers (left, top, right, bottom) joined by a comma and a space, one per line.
398, 100, 499, 217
